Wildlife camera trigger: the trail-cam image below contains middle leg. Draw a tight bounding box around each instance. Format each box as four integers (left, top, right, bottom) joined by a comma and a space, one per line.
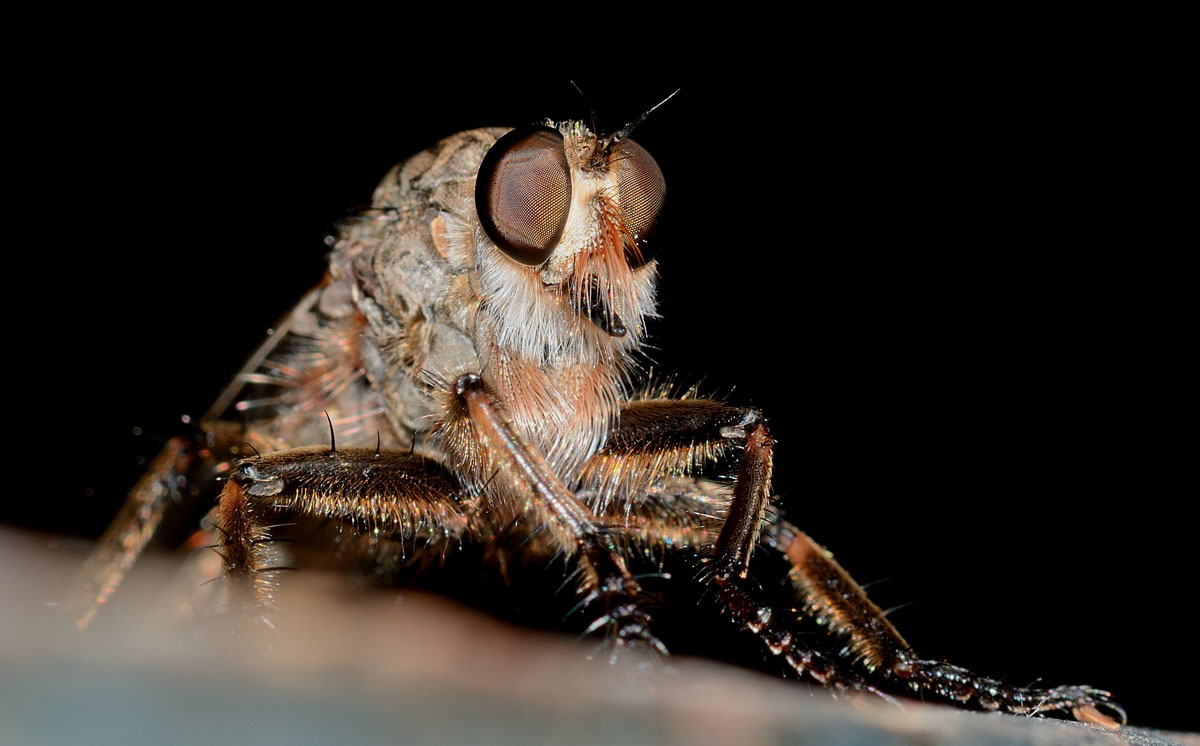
584, 397, 893, 697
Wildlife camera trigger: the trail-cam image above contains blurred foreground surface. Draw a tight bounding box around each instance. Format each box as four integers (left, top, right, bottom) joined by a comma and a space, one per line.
1, 528, 1194, 746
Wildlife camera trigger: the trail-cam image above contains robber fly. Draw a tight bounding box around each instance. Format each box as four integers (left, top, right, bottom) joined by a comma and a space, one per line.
69, 98, 1125, 728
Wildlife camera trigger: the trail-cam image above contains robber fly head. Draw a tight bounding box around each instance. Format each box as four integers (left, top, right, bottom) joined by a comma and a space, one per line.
474, 119, 665, 352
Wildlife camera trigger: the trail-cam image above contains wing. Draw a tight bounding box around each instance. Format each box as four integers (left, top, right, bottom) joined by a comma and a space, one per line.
66, 277, 392, 627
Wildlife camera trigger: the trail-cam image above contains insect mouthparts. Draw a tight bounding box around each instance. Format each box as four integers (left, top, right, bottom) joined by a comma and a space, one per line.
572, 274, 626, 337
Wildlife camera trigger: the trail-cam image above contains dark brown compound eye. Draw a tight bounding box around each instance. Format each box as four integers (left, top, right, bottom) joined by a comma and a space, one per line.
476, 126, 572, 266
612, 138, 665, 267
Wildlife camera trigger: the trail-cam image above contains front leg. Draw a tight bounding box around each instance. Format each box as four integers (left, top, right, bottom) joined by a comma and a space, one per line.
448, 374, 665, 655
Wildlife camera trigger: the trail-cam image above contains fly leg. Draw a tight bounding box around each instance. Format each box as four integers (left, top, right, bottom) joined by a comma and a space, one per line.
589, 397, 1125, 723
451, 374, 665, 655
216, 446, 471, 622
584, 399, 893, 698
705, 413, 895, 699
66, 421, 244, 629
764, 520, 1126, 727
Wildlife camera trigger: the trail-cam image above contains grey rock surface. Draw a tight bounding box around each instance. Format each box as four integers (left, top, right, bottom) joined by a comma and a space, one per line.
2, 529, 1193, 746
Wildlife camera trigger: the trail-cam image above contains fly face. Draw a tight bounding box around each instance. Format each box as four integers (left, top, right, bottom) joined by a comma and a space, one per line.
475, 122, 664, 342
348, 120, 666, 482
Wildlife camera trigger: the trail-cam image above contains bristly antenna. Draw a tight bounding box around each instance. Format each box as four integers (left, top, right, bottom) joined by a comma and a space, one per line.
602, 88, 681, 149
374, 430, 381, 459
569, 80, 599, 137
243, 442, 262, 459
324, 411, 337, 457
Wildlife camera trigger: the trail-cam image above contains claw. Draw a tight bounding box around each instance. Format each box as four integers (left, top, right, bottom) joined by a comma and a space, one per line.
582, 613, 612, 638
897, 660, 1125, 726
1073, 703, 1123, 730
1037, 685, 1125, 728
581, 599, 669, 662
1057, 686, 1125, 729
647, 634, 670, 657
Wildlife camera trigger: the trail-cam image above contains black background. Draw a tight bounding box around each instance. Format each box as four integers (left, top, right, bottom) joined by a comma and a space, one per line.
11, 39, 1188, 731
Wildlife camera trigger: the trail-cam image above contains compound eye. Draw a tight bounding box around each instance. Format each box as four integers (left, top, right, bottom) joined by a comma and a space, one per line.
476, 126, 572, 266
612, 138, 665, 267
